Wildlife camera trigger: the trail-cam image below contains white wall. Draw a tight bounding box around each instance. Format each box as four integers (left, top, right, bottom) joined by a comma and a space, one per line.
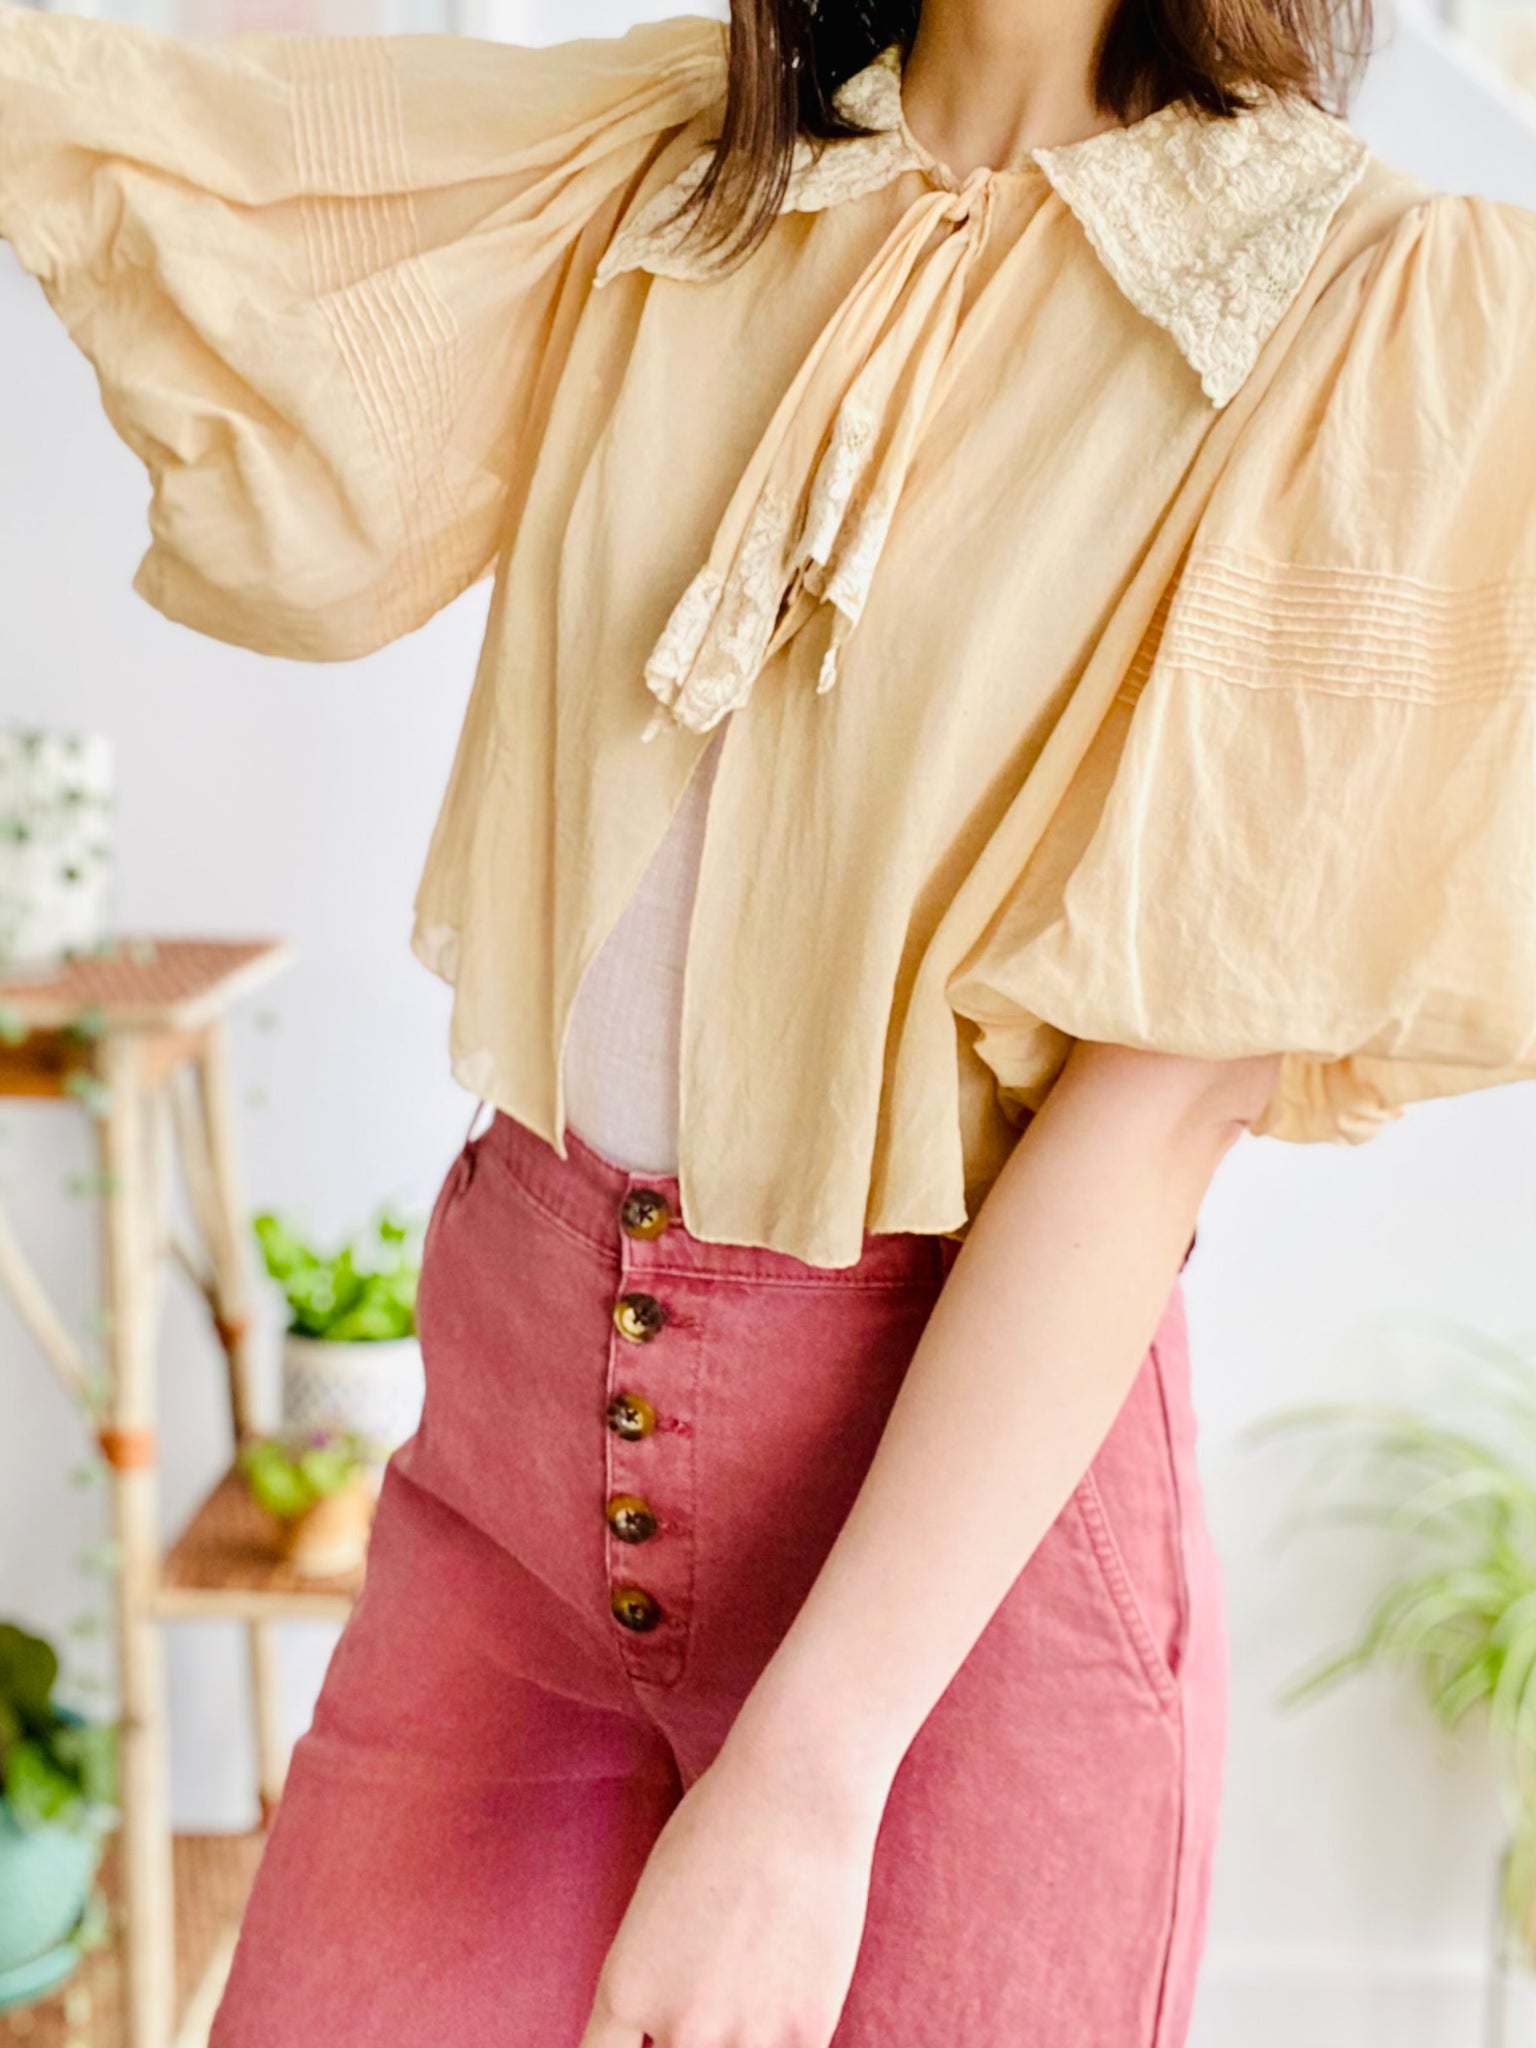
2, 5, 1535, 2044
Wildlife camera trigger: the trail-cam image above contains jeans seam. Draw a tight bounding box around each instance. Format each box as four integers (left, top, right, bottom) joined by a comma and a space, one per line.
1149, 1643, 1191, 2048
1146, 1331, 1201, 2048
626, 1265, 944, 1292
1149, 1337, 1195, 1690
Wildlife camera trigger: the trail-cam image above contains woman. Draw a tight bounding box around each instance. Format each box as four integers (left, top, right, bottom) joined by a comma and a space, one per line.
3, 0, 1535, 2041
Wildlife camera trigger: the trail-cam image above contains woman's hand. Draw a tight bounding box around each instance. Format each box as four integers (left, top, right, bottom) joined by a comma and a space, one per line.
578, 1725, 885, 2048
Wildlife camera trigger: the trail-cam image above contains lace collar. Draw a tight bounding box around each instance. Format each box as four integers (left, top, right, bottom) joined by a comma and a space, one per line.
597, 42, 1370, 408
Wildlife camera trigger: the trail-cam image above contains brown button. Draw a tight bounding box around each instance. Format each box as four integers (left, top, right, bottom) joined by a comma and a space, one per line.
610, 1584, 662, 1633
606, 1493, 658, 1544
620, 1188, 671, 1240
612, 1292, 666, 1344
606, 1391, 657, 1441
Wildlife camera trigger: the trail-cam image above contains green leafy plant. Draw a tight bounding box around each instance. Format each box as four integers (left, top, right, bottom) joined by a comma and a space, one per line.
0, 1623, 115, 1833
254, 1208, 421, 1341
238, 1428, 371, 1523
1256, 1323, 1536, 1945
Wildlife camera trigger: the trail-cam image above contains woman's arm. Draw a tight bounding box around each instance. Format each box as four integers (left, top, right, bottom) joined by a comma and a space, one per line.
0, 4, 723, 660
581, 1037, 1281, 2048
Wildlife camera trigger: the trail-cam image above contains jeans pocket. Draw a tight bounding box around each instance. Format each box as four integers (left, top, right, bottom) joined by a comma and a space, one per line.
422, 1129, 483, 1255
413, 1135, 483, 1366
1071, 1342, 1191, 1717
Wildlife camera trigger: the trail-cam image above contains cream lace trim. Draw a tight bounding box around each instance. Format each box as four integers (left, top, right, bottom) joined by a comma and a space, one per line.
597, 43, 1369, 413
642, 490, 800, 735
1032, 92, 1370, 406
596, 48, 924, 290
639, 173, 993, 739
638, 402, 903, 738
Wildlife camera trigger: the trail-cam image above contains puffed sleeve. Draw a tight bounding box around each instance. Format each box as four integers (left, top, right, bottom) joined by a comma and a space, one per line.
0, 5, 724, 657
948, 192, 1536, 1142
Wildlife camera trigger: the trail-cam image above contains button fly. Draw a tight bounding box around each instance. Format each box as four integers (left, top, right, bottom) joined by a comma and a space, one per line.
613, 1292, 666, 1343
606, 1493, 658, 1544
606, 1391, 657, 1440
611, 1584, 662, 1633
620, 1188, 671, 1239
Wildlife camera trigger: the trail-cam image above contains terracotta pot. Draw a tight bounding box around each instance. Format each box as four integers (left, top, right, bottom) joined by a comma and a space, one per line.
281, 1480, 375, 1580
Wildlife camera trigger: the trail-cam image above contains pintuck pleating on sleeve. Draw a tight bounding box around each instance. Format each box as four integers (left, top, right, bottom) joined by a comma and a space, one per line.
0, 5, 725, 659
948, 192, 1536, 1144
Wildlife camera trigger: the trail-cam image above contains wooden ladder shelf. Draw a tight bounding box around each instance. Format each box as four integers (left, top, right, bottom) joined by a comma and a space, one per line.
0, 938, 360, 2048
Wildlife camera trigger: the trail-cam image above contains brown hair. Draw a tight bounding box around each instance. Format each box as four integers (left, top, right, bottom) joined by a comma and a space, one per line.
683, 0, 1374, 264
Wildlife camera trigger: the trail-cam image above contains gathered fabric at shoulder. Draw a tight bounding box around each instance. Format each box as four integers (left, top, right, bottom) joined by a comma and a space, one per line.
0, 5, 726, 659
948, 192, 1536, 1142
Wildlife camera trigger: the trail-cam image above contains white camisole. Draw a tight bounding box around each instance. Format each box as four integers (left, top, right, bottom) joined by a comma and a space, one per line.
559, 727, 726, 1174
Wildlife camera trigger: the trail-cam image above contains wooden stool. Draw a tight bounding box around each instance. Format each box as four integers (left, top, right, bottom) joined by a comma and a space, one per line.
0, 938, 363, 2048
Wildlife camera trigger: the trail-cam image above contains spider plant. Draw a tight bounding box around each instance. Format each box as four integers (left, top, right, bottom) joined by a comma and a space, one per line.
1253, 1320, 1536, 1950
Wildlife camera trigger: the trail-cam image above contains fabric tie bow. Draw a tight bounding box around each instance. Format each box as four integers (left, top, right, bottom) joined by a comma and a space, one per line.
641, 172, 999, 740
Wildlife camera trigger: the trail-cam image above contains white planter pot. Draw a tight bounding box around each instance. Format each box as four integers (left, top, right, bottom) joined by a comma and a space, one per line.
280, 1334, 425, 1467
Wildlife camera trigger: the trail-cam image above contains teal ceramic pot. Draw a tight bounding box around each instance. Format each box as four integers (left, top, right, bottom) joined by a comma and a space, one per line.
0, 1799, 105, 2013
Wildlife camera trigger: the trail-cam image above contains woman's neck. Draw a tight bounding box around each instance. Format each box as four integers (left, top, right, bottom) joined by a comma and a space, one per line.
900, 0, 1124, 175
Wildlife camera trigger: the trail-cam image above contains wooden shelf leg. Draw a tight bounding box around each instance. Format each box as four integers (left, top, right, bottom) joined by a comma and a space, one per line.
99, 1036, 177, 2048
0, 1194, 91, 1403
188, 1024, 290, 1820
249, 1624, 288, 1818
170, 1045, 256, 1440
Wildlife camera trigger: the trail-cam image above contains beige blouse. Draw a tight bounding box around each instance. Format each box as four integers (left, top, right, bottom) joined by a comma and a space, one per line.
3, 8, 1535, 1266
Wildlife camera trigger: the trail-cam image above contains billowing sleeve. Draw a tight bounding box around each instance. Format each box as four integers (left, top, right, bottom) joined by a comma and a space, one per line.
0, 5, 724, 657
948, 192, 1536, 1143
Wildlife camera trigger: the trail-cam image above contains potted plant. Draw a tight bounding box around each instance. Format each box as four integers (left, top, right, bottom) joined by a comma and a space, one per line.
0, 730, 114, 980
0, 1622, 115, 2014
238, 1428, 376, 1579
254, 1208, 425, 1476
1256, 1325, 1536, 1962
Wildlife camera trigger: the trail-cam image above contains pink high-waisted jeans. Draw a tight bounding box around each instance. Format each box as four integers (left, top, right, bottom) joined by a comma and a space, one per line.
211, 1108, 1227, 2047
